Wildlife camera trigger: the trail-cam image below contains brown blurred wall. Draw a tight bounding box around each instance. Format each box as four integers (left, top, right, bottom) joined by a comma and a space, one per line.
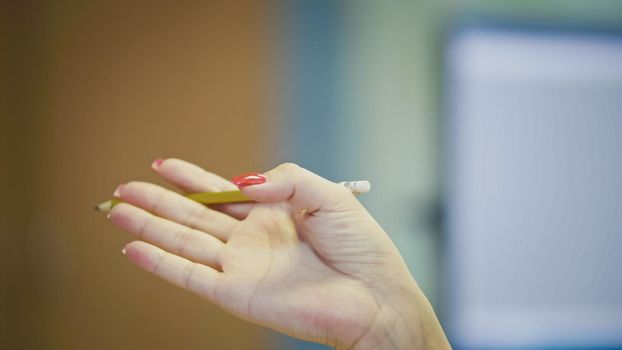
3, 1, 275, 349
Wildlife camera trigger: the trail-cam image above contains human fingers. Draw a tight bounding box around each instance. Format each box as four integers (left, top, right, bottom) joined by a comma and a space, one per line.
110, 203, 224, 269
233, 163, 361, 214
152, 158, 237, 192
116, 181, 237, 241
123, 241, 221, 300
151, 158, 254, 219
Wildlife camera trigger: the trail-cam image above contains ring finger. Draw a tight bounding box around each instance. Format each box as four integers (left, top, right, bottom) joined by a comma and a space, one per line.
110, 203, 224, 269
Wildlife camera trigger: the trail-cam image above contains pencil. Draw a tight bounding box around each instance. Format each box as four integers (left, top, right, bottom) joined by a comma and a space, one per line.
94, 180, 370, 214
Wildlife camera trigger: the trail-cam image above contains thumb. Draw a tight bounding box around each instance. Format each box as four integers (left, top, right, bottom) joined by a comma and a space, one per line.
232, 163, 359, 213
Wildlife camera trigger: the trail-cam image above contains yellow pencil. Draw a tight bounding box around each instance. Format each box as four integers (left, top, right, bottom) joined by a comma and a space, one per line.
94, 180, 370, 214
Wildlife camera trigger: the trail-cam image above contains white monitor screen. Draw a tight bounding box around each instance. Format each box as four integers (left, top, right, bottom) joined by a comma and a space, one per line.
445, 26, 622, 349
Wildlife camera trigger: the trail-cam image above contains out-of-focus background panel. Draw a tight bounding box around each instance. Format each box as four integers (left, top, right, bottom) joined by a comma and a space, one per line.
445, 26, 622, 348
441, 2, 622, 349
4, 1, 274, 349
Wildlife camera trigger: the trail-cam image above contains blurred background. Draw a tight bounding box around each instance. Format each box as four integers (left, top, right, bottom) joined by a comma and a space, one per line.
2, 0, 622, 349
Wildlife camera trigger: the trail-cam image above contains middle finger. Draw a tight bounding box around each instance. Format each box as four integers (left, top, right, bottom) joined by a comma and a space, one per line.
116, 181, 238, 241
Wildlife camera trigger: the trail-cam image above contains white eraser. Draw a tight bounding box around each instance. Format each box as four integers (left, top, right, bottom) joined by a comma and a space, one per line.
339, 180, 371, 194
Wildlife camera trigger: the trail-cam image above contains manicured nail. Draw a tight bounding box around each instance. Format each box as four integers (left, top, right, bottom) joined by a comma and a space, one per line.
113, 184, 125, 198
151, 158, 164, 170
106, 213, 111, 219
232, 172, 267, 187
121, 247, 127, 255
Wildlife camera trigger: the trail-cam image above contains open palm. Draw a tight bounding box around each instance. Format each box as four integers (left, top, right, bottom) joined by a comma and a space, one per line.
220, 201, 385, 346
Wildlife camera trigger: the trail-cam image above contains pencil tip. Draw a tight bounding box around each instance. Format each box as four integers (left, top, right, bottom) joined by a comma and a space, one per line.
94, 200, 113, 213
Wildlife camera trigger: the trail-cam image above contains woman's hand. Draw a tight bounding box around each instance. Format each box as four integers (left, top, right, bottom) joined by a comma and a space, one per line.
109, 159, 450, 349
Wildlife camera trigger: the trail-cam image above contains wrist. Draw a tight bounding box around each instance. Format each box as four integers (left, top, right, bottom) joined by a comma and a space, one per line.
342, 283, 450, 350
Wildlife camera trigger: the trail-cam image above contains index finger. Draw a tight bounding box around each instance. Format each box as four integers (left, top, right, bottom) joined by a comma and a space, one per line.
153, 158, 237, 192
152, 158, 255, 219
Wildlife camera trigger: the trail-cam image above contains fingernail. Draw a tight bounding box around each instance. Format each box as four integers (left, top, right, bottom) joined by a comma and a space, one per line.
113, 184, 125, 198
151, 158, 164, 170
106, 213, 111, 219
121, 247, 127, 255
232, 172, 267, 187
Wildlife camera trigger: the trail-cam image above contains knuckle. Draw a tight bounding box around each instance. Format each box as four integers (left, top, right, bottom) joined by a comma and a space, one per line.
137, 214, 155, 239
276, 162, 301, 173
183, 263, 197, 290
183, 206, 210, 228
171, 227, 192, 256
151, 251, 167, 274
150, 188, 170, 212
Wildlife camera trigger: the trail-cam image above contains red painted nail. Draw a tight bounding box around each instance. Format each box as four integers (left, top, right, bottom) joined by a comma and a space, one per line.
113, 184, 125, 198
151, 158, 164, 170
232, 172, 267, 187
